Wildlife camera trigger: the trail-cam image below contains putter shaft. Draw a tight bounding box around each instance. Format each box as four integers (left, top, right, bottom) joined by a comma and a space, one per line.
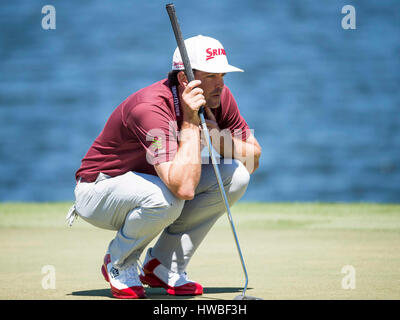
199, 112, 249, 298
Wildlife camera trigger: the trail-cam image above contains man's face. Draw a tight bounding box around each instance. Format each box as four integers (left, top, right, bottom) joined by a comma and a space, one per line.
194, 70, 226, 109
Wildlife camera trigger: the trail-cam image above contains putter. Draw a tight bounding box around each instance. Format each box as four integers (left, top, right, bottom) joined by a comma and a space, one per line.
166, 3, 262, 300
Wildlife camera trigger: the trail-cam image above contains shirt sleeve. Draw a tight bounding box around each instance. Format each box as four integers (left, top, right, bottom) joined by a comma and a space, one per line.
124, 102, 178, 166
218, 86, 251, 141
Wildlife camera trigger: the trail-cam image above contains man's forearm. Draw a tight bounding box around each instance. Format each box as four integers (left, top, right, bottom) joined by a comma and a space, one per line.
215, 133, 261, 174
232, 138, 261, 174
168, 121, 201, 199
154, 78, 205, 200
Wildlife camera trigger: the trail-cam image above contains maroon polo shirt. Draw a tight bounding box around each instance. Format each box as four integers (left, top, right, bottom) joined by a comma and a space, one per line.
75, 79, 250, 182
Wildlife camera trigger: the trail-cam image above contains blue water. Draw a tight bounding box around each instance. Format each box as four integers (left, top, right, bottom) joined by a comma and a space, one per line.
0, 0, 399, 202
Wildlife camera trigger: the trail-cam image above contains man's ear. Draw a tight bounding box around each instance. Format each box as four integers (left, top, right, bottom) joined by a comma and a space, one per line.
177, 71, 188, 87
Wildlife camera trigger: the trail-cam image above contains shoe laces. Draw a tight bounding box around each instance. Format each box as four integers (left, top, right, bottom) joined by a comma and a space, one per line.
120, 262, 141, 284
180, 271, 188, 280
178, 271, 193, 282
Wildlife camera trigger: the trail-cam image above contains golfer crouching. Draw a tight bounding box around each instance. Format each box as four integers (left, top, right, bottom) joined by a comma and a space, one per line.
67, 35, 261, 299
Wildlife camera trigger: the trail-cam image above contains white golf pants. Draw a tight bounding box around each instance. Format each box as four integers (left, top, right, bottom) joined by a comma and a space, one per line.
73, 159, 250, 272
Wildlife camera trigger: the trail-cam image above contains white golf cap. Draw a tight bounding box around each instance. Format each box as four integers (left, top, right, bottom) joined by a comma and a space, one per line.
172, 35, 244, 73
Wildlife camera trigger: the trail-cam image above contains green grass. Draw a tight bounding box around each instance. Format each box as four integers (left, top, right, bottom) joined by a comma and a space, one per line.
0, 202, 399, 300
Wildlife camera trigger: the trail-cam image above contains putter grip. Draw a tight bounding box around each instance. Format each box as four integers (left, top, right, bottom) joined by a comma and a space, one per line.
166, 3, 204, 116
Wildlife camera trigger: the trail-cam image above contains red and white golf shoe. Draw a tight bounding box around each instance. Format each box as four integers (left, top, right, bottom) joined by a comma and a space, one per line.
139, 248, 203, 296
101, 254, 146, 299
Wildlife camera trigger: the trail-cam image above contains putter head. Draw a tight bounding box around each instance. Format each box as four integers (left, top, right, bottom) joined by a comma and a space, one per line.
233, 294, 263, 300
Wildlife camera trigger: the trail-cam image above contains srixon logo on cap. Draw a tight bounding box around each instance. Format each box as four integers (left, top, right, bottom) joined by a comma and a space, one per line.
206, 48, 226, 61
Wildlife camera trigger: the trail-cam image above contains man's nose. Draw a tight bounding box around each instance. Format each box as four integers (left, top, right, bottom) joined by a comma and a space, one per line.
216, 74, 224, 88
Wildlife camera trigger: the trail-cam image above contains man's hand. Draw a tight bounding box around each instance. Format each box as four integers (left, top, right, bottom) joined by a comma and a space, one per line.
181, 80, 206, 125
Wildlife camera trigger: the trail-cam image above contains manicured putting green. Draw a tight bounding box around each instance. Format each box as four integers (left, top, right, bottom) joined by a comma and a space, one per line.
0, 202, 399, 300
